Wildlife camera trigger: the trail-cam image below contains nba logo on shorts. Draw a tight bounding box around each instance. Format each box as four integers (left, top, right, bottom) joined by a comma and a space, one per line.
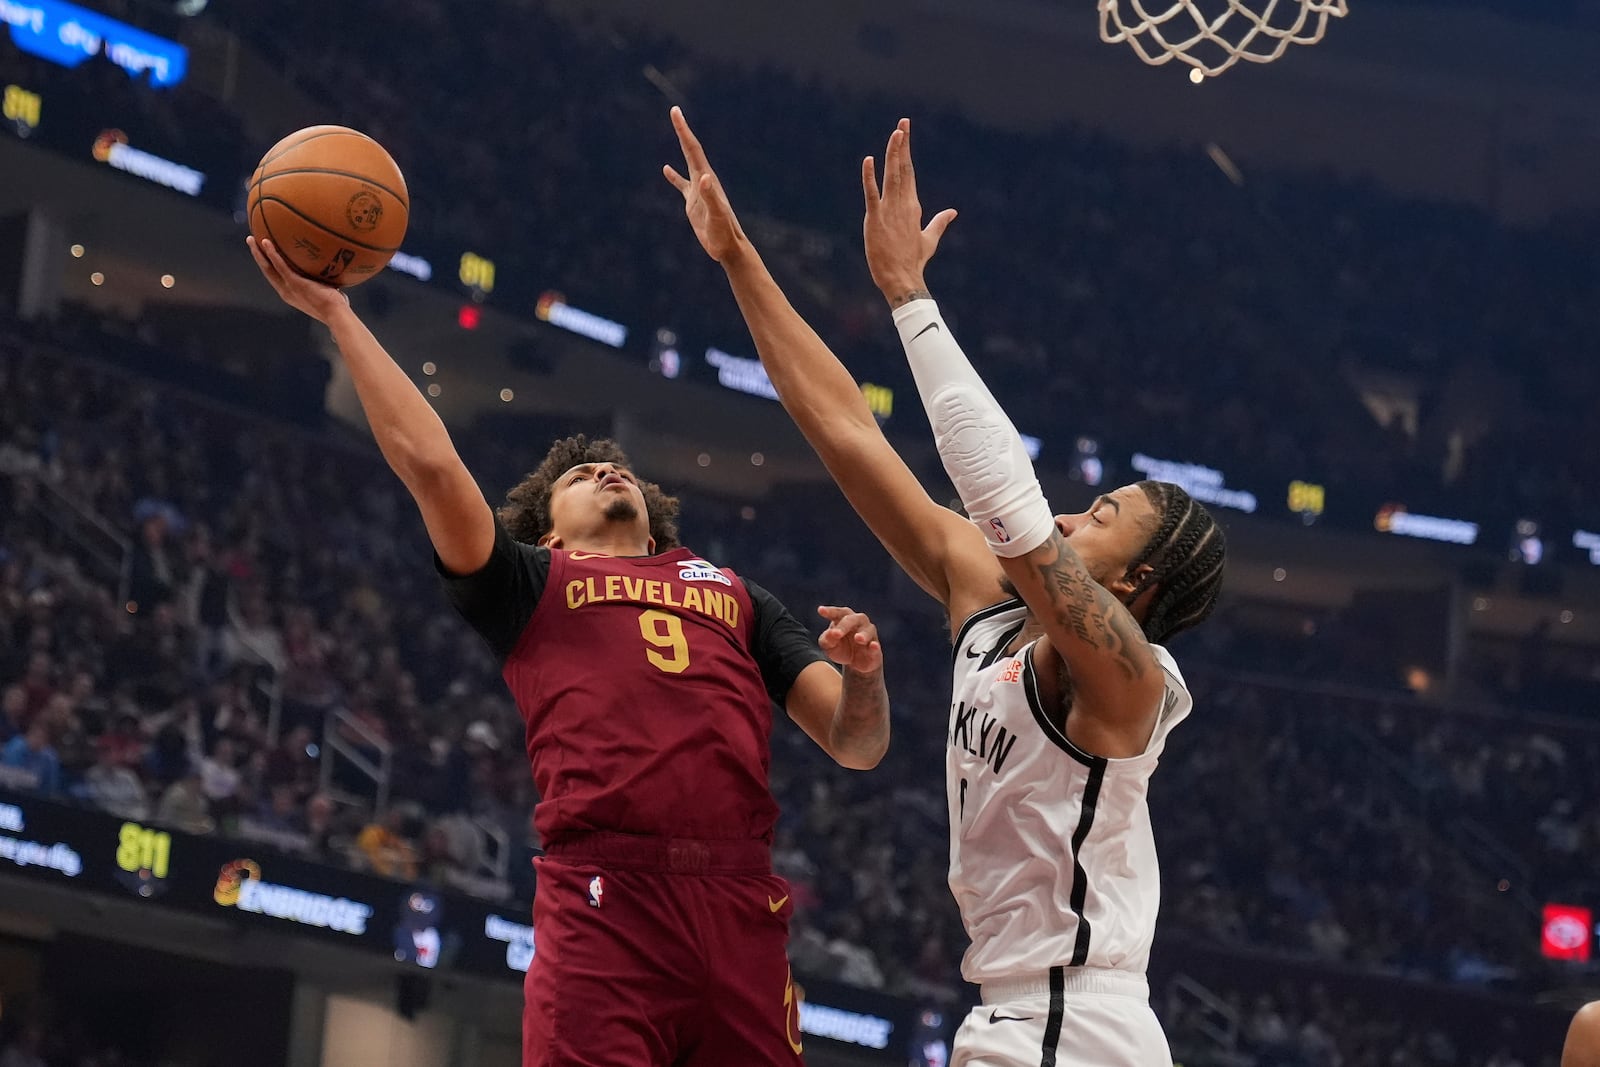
988, 518, 1011, 544
588, 876, 604, 908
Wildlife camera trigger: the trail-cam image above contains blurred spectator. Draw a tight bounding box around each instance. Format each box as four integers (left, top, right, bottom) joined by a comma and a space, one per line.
0, 1026, 46, 1067
154, 763, 213, 835
181, 524, 232, 678
301, 791, 340, 857
81, 737, 151, 820
1, 722, 60, 794
96, 713, 146, 770
357, 807, 420, 880
197, 735, 243, 827
126, 514, 176, 613
263, 724, 318, 801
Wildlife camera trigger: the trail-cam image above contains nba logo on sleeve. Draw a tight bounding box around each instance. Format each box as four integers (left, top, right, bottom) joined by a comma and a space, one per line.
588, 876, 604, 908
988, 518, 1011, 543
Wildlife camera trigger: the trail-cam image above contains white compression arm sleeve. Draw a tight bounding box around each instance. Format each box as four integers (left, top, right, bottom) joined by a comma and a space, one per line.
893, 298, 1055, 558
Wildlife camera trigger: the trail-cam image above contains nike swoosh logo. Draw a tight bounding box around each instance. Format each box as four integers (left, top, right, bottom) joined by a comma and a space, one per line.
911, 322, 941, 341
963, 646, 982, 659
768, 895, 789, 913
988, 1011, 1035, 1023
568, 552, 610, 560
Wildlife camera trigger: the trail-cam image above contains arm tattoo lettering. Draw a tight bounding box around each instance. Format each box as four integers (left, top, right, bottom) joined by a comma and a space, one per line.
1032, 531, 1150, 682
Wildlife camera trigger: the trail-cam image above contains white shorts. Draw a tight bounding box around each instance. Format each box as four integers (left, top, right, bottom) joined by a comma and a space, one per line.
952, 967, 1171, 1067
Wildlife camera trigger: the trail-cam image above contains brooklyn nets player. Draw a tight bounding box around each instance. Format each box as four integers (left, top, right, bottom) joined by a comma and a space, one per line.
870, 120, 1229, 1065
668, 109, 1227, 1065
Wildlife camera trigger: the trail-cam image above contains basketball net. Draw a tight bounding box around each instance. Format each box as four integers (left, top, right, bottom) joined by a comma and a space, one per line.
1098, 0, 1347, 77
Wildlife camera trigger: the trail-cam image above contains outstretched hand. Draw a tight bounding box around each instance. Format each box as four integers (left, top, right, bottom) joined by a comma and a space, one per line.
246, 236, 350, 324
817, 605, 884, 675
862, 118, 957, 306
663, 107, 748, 264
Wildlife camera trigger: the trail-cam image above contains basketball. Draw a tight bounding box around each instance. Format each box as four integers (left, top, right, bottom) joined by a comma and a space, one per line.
247, 125, 409, 288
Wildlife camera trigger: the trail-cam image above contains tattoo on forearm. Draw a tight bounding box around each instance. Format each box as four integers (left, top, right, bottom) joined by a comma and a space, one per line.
1032, 531, 1149, 682
887, 288, 932, 309
833, 667, 890, 760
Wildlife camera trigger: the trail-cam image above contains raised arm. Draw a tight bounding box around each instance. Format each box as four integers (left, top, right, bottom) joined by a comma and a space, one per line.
865, 122, 1165, 751
247, 237, 493, 575
663, 108, 983, 609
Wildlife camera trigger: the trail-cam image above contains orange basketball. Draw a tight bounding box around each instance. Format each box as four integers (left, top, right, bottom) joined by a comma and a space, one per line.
247, 126, 409, 288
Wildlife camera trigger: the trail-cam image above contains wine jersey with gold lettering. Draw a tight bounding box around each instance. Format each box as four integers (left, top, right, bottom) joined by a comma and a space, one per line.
947, 598, 1192, 984
440, 520, 827, 846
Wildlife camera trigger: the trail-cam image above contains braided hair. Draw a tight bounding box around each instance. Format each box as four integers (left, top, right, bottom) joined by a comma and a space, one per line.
1125, 481, 1227, 644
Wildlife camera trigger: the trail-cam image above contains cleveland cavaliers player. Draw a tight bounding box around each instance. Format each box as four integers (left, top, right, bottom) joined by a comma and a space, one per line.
247, 234, 892, 1067
668, 108, 1225, 1066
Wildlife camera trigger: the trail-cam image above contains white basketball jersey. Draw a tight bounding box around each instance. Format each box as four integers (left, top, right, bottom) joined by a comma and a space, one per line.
946, 598, 1192, 984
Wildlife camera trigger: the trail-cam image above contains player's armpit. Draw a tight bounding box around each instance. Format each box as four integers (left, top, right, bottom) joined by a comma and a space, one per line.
1003, 531, 1164, 756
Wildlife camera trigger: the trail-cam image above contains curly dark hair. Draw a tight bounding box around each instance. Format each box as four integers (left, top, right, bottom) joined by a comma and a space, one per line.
498, 435, 681, 550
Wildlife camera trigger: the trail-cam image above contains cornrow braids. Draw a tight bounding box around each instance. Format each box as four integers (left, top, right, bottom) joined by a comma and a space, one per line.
498, 434, 681, 551
1127, 480, 1227, 645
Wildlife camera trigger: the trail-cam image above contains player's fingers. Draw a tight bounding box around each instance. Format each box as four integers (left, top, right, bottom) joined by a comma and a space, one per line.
671, 106, 712, 174
816, 608, 847, 635
848, 634, 883, 670
259, 238, 297, 282
245, 236, 275, 278
663, 164, 690, 192
861, 156, 881, 214
899, 117, 914, 182
833, 612, 875, 641
925, 208, 959, 247
249, 238, 289, 289
882, 128, 903, 196
701, 173, 732, 215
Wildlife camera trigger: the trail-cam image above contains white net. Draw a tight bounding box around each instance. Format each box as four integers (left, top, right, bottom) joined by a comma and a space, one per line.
1098, 0, 1348, 77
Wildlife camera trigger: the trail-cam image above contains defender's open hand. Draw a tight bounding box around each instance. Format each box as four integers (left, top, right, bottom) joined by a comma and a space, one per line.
862, 118, 957, 306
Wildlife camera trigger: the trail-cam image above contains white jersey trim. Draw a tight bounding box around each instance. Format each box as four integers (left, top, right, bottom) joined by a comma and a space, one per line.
1019, 645, 1098, 768
949, 597, 1026, 668
1015, 649, 1109, 965
1019, 640, 1185, 772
